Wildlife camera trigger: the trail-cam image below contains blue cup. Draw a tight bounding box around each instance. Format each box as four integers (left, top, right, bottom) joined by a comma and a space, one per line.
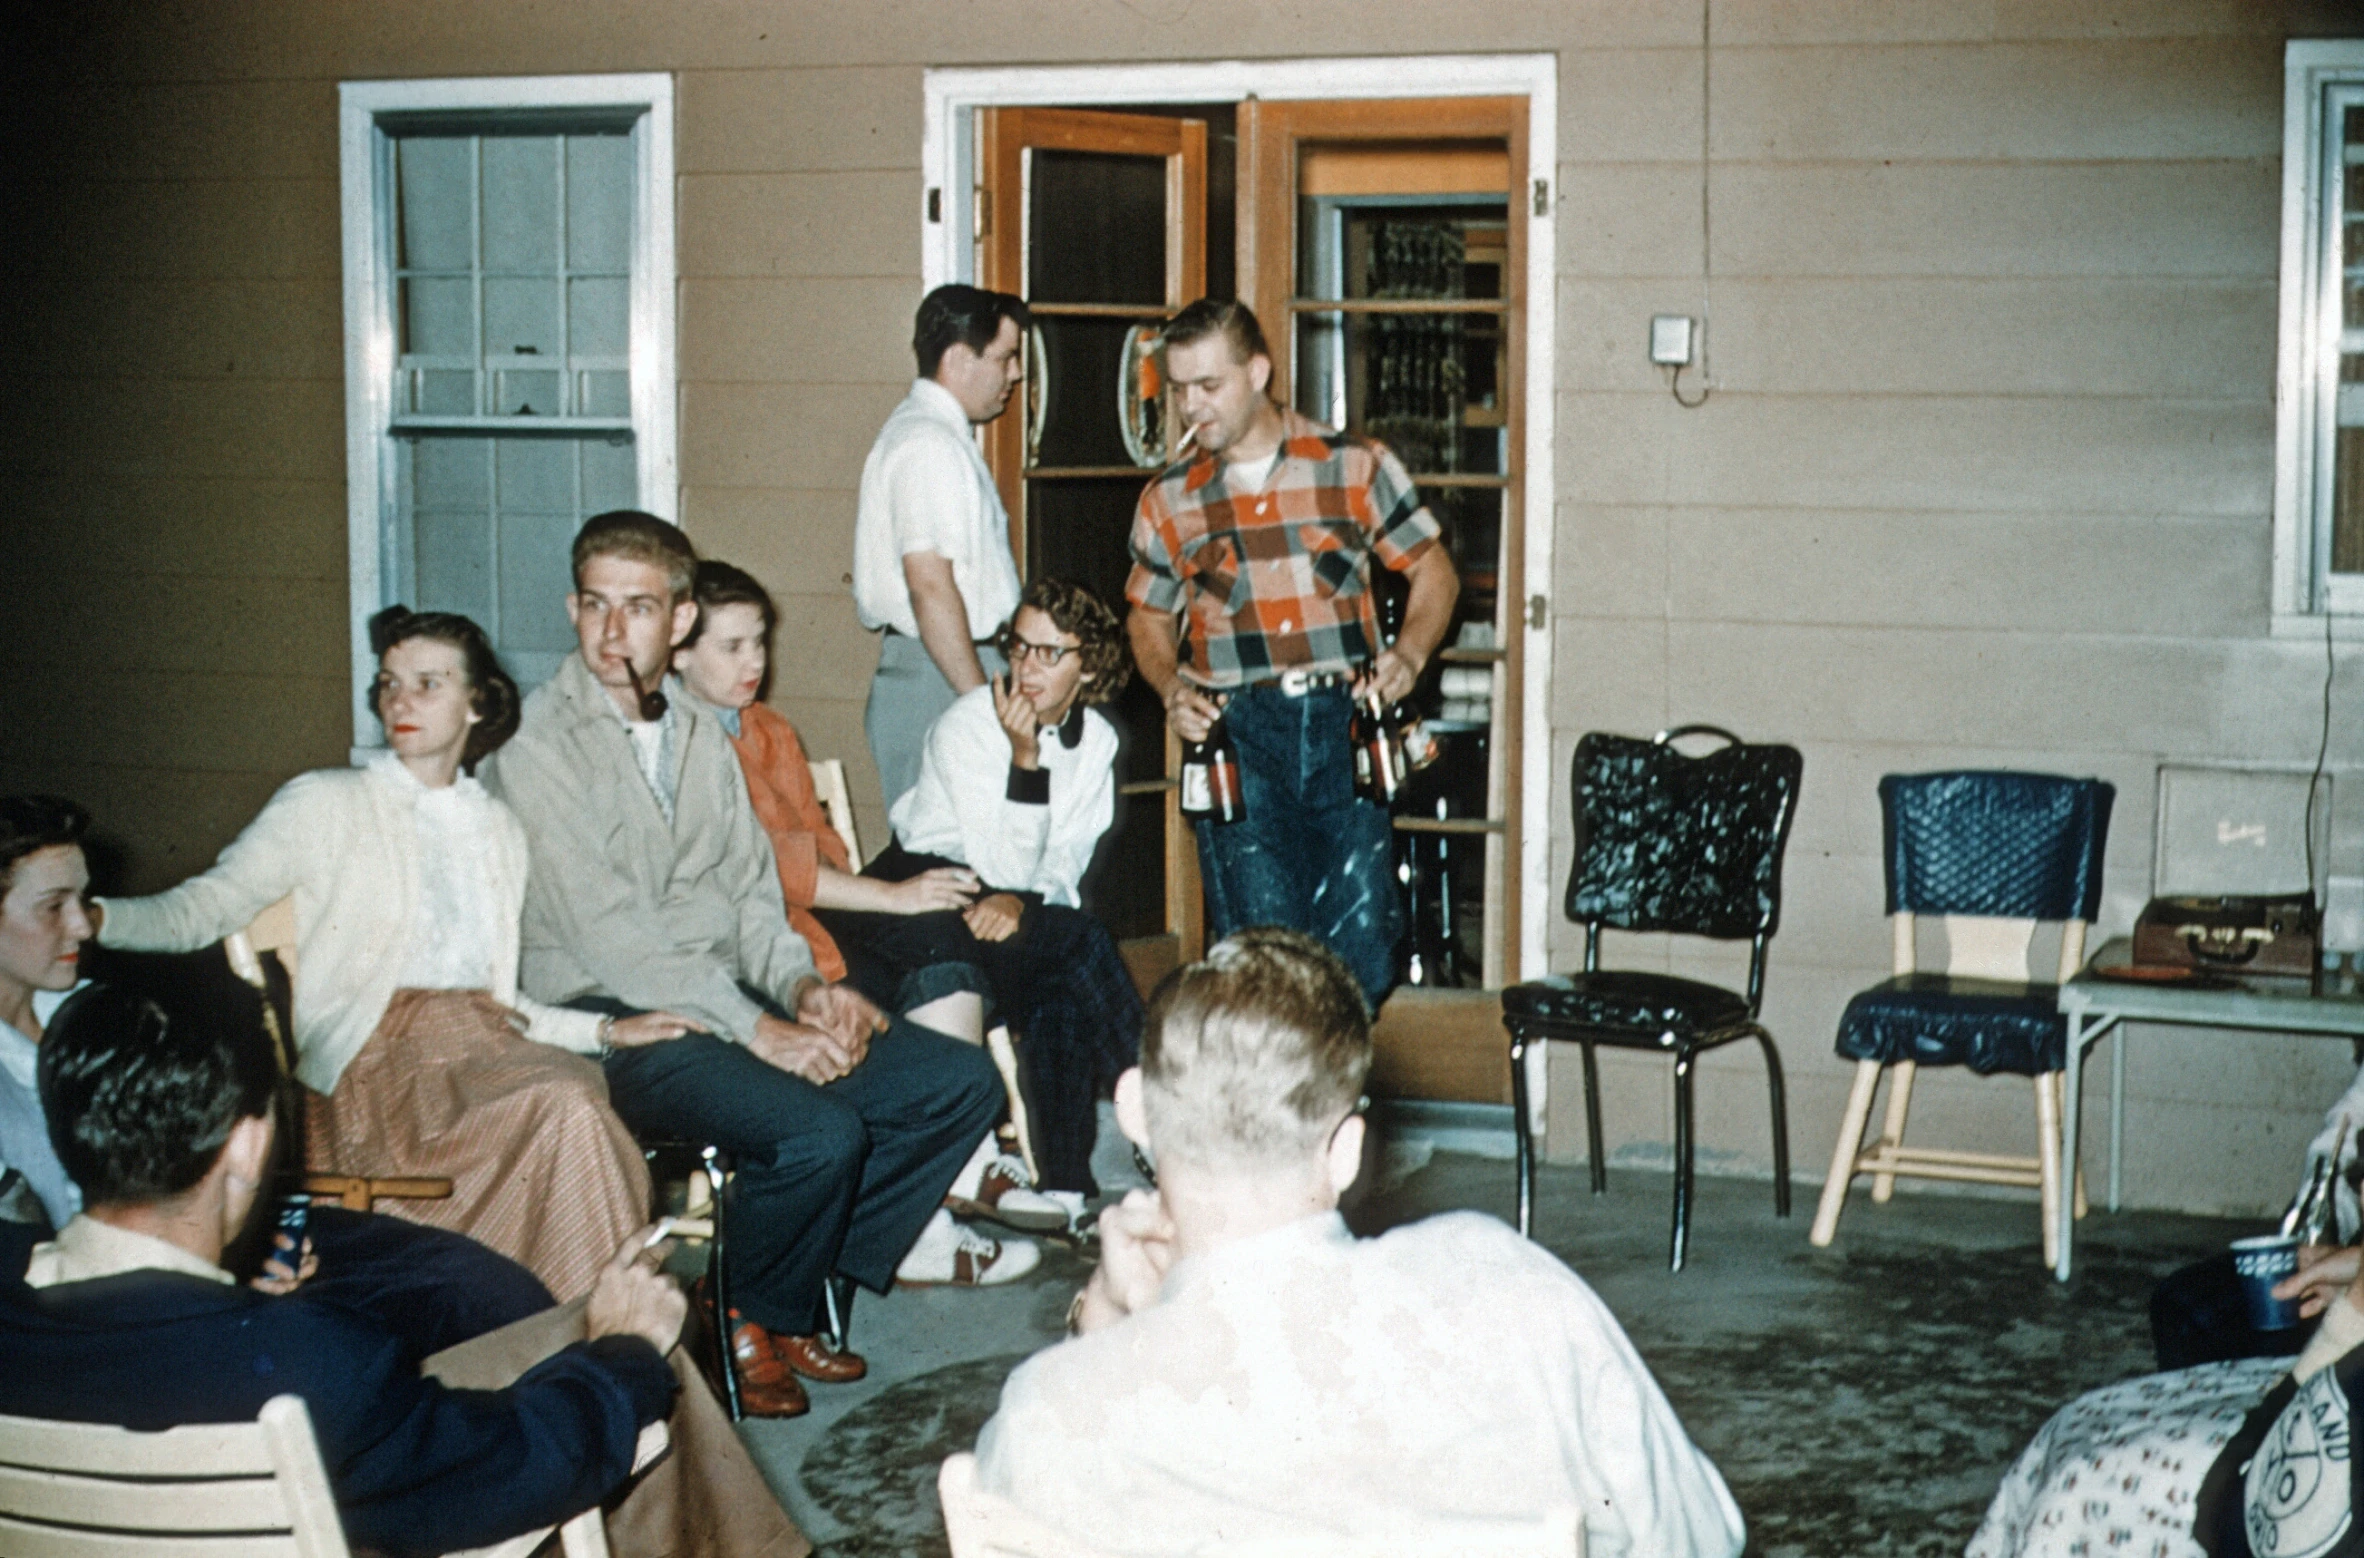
2231, 1234, 2304, 1331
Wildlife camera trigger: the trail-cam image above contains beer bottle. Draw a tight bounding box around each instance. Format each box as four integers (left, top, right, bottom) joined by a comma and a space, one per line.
1352, 691, 1405, 805
1181, 716, 1245, 825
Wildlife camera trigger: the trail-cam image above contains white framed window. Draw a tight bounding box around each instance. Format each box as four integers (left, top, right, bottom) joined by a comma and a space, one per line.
2277, 43, 2364, 626
338, 74, 676, 746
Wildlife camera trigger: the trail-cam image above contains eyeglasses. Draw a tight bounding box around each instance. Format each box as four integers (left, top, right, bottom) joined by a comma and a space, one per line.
1005, 636, 1079, 667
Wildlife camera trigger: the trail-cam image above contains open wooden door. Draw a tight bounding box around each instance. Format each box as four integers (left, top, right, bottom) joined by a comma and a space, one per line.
1241, 96, 1528, 1100
975, 107, 1209, 976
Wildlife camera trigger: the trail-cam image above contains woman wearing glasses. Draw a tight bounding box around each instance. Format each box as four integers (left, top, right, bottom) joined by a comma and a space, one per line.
820, 578, 1141, 1216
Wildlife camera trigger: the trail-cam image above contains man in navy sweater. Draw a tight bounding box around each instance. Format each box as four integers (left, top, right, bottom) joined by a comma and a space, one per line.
0, 983, 800, 1558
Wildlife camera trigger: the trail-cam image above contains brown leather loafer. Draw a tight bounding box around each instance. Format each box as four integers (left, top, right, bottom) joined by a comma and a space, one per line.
729, 1320, 810, 1418
775, 1331, 867, 1383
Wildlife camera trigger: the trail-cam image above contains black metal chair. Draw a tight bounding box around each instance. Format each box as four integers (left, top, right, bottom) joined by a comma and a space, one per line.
1502, 725, 1802, 1270
1808, 771, 2113, 1267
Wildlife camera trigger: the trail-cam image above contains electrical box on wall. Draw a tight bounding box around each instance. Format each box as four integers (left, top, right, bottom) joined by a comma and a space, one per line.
1649, 314, 1695, 366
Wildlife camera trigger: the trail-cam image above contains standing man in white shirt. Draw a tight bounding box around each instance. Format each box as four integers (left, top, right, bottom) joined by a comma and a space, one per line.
854, 284, 1031, 811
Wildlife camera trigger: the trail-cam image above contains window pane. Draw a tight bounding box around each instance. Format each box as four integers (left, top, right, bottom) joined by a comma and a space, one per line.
580, 370, 632, 418
484, 277, 560, 361
411, 437, 489, 507
481, 136, 559, 273
499, 509, 585, 655
496, 439, 571, 511
568, 276, 629, 359
495, 369, 562, 417
1027, 149, 1168, 305
582, 438, 638, 509
402, 277, 473, 357
1293, 310, 1505, 477
395, 137, 473, 272
413, 507, 495, 626
566, 133, 634, 273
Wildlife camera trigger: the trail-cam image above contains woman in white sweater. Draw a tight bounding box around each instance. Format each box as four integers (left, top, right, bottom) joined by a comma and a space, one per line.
820, 579, 1142, 1203
95, 609, 699, 1300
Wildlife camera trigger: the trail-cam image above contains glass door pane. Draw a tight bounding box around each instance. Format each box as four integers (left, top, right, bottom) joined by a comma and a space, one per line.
979, 108, 1208, 948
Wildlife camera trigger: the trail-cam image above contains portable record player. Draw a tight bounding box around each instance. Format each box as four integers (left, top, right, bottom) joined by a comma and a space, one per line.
2131, 893, 2321, 977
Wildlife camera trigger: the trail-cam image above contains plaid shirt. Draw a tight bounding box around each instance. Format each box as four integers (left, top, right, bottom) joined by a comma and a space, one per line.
1125, 409, 1443, 687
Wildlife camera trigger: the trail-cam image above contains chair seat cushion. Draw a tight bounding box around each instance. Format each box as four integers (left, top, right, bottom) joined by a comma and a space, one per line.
1502, 970, 1753, 1046
1834, 975, 2065, 1075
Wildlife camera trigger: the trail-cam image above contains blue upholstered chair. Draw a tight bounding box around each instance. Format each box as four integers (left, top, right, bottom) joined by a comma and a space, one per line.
1808, 771, 2113, 1266
1502, 726, 1802, 1271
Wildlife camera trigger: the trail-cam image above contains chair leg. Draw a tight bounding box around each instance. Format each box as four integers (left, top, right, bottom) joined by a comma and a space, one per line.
1870, 1060, 1917, 1204
2054, 1072, 2090, 1219
1580, 1042, 1607, 1196
1811, 1060, 1884, 1248
1670, 1048, 1696, 1272
2033, 1072, 2063, 1271
1509, 1028, 1535, 1239
822, 1274, 855, 1353
1753, 1030, 1792, 1219
703, 1147, 742, 1423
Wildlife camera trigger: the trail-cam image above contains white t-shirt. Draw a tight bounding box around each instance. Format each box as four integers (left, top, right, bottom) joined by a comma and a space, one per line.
852, 378, 1024, 641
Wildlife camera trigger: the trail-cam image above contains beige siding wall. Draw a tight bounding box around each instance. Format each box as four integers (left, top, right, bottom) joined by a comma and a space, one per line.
3, 0, 2358, 1213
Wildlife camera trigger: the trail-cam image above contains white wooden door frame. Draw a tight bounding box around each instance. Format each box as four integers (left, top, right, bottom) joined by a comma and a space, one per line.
920, 54, 1559, 986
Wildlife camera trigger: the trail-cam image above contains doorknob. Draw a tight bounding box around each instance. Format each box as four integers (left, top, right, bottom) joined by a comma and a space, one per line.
1527, 593, 1548, 631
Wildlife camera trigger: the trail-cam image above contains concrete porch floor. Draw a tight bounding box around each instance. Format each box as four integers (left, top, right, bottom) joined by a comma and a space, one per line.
728, 1139, 2257, 1558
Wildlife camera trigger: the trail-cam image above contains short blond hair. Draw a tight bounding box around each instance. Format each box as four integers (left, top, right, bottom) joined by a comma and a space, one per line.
1140, 928, 1371, 1171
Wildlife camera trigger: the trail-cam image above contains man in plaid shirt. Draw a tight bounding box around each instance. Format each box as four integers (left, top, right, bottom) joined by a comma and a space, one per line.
1125, 300, 1459, 1005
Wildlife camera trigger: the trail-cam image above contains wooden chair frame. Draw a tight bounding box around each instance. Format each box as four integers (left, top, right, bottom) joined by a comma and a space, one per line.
0, 1392, 611, 1558
1809, 913, 2092, 1265
223, 899, 456, 1216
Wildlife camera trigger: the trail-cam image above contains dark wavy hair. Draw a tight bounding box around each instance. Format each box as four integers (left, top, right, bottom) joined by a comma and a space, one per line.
0, 794, 90, 898
368, 606, 521, 774
1002, 577, 1131, 706
41, 983, 282, 1208
913, 283, 1030, 378
682, 559, 777, 648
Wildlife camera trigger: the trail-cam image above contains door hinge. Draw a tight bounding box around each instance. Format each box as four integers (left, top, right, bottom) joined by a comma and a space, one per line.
1527, 593, 1548, 630
973, 187, 992, 240
1532, 177, 1549, 218
927, 187, 942, 224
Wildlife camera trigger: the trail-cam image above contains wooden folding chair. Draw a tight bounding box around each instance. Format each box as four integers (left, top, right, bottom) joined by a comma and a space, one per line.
0, 1392, 615, 1558
223, 898, 453, 1215
810, 756, 864, 864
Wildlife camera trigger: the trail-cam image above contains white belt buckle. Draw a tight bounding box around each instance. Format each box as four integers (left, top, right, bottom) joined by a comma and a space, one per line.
1277, 668, 1312, 695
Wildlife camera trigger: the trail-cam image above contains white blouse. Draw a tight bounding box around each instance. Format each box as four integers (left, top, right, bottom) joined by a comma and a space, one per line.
392, 760, 501, 991
889, 686, 1118, 907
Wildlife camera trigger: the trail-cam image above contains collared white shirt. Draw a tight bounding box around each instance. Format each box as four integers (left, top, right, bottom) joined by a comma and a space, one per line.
888, 686, 1117, 908
374, 752, 502, 992
975, 1210, 1746, 1558
0, 985, 80, 1229
853, 378, 1023, 641
24, 1214, 235, 1289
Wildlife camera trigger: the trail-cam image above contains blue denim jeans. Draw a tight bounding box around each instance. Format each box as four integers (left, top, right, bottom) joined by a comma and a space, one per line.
1194, 683, 1400, 1006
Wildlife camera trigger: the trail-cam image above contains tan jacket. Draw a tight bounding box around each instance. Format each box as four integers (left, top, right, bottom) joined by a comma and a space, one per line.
95, 759, 604, 1095
483, 653, 817, 1043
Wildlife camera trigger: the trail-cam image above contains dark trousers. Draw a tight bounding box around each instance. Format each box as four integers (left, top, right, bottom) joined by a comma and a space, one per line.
595, 1021, 1001, 1336
301, 1206, 555, 1359
2151, 1251, 2315, 1371
820, 845, 1143, 1195
1195, 682, 1401, 1008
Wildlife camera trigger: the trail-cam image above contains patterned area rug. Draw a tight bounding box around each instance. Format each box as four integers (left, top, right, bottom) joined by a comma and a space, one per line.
801, 1354, 1033, 1558
1635, 1238, 2183, 1558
